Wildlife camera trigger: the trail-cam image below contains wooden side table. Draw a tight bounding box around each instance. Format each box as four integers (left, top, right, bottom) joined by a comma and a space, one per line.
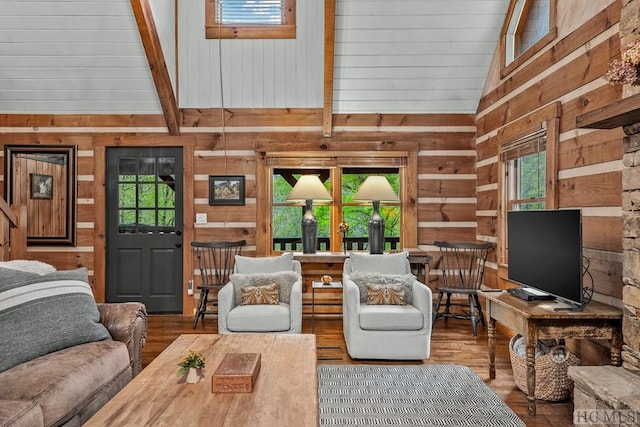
311, 280, 343, 360
479, 290, 623, 416
311, 280, 342, 333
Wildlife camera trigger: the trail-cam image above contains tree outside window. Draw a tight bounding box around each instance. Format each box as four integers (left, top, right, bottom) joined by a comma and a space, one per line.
507, 152, 546, 212
271, 168, 400, 252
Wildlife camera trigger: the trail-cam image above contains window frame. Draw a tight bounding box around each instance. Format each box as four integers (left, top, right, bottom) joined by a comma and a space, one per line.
271, 168, 402, 252
499, 0, 557, 78
205, 0, 296, 39
497, 102, 560, 268
256, 151, 418, 255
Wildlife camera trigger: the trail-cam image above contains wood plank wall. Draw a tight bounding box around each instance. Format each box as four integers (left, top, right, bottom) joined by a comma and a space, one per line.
475, 0, 623, 363
0, 109, 475, 316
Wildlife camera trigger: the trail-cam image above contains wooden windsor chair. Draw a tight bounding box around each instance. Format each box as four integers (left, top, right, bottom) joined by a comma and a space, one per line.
191, 240, 246, 328
432, 241, 493, 336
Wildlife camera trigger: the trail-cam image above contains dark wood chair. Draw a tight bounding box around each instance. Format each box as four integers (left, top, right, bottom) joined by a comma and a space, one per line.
432, 241, 493, 336
192, 240, 246, 328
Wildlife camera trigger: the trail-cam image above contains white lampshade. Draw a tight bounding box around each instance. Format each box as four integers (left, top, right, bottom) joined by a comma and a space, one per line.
353, 176, 399, 202
286, 175, 333, 201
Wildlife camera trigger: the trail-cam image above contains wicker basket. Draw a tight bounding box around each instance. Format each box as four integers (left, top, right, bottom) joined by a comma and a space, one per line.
508, 334, 580, 401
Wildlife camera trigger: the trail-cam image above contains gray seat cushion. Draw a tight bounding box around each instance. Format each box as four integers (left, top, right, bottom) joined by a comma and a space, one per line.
0, 340, 131, 427
359, 304, 424, 331
226, 303, 291, 332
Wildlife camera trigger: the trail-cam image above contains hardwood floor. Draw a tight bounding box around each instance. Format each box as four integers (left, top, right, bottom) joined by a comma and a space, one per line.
143, 315, 574, 427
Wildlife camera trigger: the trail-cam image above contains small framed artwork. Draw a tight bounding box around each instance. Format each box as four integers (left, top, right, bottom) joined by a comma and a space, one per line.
30, 173, 53, 200
209, 175, 245, 206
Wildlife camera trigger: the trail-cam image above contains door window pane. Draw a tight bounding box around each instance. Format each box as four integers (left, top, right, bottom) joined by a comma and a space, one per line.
138, 210, 156, 228
138, 184, 156, 207
119, 183, 136, 208
117, 155, 177, 234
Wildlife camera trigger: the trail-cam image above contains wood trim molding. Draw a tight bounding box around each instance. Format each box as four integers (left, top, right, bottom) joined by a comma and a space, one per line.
182, 143, 195, 316
256, 150, 417, 255
91, 135, 196, 311
500, 27, 558, 79
205, 0, 296, 39
93, 145, 106, 302
576, 91, 640, 129
255, 151, 271, 256
495, 101, 561, 264
322, 0, 336, 137
499, 0, 558, 79
0, 197, 18, 227
130, 0, 181, 136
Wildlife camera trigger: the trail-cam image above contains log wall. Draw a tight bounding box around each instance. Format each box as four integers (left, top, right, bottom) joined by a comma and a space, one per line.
0, 109, 475, 315
476, 0, 623, 363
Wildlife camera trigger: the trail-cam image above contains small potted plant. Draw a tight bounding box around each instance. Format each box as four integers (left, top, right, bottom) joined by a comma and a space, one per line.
177, 349, 205, 383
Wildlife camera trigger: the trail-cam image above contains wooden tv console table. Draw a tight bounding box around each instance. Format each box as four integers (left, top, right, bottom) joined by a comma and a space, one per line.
479, 290, 623, 416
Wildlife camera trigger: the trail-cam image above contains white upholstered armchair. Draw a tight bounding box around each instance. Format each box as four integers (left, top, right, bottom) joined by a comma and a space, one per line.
342, 251, 432, 360
217, 253, 303, 334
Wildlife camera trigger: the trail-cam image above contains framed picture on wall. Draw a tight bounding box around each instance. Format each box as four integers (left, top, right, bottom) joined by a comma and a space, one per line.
30, 173, 53, 199
4, 145, 77, 245
209, 175, 245, 206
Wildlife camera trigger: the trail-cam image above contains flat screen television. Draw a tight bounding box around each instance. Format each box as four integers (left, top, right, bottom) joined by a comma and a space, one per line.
507, 209, 583, 308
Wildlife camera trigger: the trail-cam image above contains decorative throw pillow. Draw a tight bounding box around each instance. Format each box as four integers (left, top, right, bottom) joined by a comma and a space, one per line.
348, 272, 415, 304
230, 271, 299, 305
0, 267, 111, 373
349, 251, 409, 275
240, 283, 280, 305
234, 253, 294, 274
366, 283, 405, 305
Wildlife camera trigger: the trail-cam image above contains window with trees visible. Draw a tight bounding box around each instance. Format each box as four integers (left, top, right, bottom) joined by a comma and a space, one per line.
255, 150, 418, 255
497, 105, 559, 270
500, 0, 556, 77
117, 157, 176, 234
502, 130, 546, 212
205, 0, 296, 39
271, 168, 401, 252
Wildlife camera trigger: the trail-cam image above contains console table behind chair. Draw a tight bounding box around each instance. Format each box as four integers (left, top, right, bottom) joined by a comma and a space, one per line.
293, 249, 432, 286
479, 290, 623, 416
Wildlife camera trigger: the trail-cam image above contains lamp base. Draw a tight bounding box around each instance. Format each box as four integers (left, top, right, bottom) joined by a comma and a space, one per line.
301, 199, 317, 254
368, 200, 385, 254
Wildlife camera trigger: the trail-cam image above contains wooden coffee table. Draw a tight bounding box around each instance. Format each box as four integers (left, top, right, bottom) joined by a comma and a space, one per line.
86, 334, 318, 426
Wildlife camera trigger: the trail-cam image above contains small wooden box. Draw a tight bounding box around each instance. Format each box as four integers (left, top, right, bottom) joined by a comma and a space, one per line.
211, 353, 261, 393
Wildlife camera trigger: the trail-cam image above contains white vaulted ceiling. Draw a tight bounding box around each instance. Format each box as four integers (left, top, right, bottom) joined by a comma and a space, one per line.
0, 0, 509, 115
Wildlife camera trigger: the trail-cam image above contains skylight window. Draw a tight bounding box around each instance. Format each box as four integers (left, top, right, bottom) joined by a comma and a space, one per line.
216, 0, 285, 25
206, 0, 296, 39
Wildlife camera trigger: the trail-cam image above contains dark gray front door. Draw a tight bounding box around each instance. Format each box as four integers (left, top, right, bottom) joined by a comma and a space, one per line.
106, 147, 183, 313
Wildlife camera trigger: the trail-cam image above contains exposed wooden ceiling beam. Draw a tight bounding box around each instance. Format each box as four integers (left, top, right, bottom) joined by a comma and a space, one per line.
322, 0, 336, 137
130, 0, 181, 136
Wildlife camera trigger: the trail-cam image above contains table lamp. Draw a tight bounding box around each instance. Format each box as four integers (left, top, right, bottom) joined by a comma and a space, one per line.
286, 175, 333, 254
353, 176, 399, 254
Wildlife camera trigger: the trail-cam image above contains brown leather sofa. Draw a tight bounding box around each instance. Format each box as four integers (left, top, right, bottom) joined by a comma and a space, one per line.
0, 302, 147, 427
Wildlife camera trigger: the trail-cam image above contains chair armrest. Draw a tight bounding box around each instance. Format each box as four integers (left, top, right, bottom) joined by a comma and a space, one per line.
289, 278, 303, 333
217, 282, 236, 333
342, 277, 362, 317
97, 302, 147, 377
411, 281, 433, 329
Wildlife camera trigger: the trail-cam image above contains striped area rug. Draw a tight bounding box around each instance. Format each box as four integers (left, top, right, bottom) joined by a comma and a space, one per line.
318, 364, 525, 426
